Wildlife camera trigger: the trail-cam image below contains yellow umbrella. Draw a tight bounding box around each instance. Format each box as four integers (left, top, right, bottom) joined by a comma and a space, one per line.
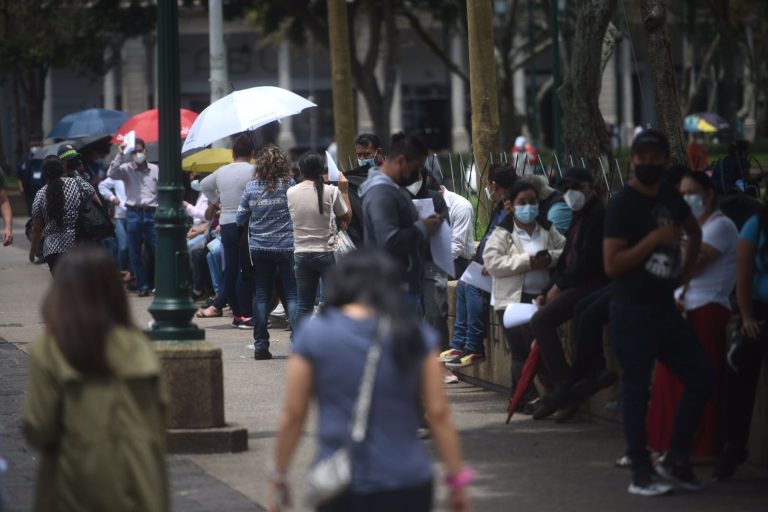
182, 147, 233, 173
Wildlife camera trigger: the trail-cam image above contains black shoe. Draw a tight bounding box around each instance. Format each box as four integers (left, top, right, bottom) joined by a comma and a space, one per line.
532, 398, 560, 420
655, 456, 705, 491
571, 369, 618, 400
628, 472, 674, 496
254, 350, 273, 360
713, 447, 748, 481
137, 288, 151, 297
554, 402, 581, 423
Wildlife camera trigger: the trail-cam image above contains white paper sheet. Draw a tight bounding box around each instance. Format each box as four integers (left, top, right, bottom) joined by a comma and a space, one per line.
502, 302, 539, 328
325, 150, 340, 182
411, 198, 434, 217
124, 130, 136, 154
412, 199, 454, 278
459, 261, 492, 294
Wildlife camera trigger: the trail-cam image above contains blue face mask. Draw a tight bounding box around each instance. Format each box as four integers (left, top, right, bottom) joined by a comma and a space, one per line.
358, 158, 375, 168
514, 204, 539, 225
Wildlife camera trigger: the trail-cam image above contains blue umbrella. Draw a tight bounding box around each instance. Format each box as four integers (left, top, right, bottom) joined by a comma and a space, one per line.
47, 108, 130, 140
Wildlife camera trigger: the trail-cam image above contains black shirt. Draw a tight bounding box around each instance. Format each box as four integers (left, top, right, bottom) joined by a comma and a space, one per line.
604, 182, 691, 305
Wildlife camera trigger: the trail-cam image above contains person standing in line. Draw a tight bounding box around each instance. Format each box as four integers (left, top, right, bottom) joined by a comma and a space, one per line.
358, 134, 442, 312
198, 135, 255, 323
267, 251, 470, 512
107, 138, 158, 297
99, 176, 131, 279
287, 151, 351, 329
439, 182, 475, 278
23, 246, 167, 512
0, 166, 13, 246
603, 129, 713, 496
236, 145, 298, 361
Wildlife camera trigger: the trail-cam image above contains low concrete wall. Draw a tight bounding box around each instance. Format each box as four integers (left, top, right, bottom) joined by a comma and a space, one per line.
447, 281, 768, 465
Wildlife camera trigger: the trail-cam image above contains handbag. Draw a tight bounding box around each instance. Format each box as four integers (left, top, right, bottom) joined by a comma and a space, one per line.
75, 180, 114, 242
327, 186, 356, 257
305, 318, 390, 507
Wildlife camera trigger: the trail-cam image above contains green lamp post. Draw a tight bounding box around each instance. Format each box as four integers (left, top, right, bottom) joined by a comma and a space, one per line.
147, 0, 204, 342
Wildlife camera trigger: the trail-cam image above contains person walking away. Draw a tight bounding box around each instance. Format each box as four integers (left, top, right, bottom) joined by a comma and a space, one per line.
441, 164, 515, 369
603, 129, 713, 496
236, 145, 298, 360
358, 134, 442, 313
23, 246, 167, 512
714, 194, 768, 479
528, 167, 608, 422
267, 251, 470, 512
99, 176, 131, 279
480, 181, 566, 405
647, 171, 737, 457
0, 166, 13, 246
107, 138, 158, 297
287, 151, 351, 330
29, 157, 99, 273
198, 135, 255, 322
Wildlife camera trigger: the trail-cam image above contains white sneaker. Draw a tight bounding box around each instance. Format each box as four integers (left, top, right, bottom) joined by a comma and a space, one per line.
628, 475, 673, 497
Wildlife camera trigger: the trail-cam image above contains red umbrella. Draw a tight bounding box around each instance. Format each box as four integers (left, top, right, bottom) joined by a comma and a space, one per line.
111, 108, 199, 144
506, 341, 540, 424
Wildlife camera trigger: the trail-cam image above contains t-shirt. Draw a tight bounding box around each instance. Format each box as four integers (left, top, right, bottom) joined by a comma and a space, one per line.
676, 211, 738, 311
31, 177, 96, 257
293, 309, 436, 493
739, 214, 768, 302
200, 162, 255, 225
287, 181, 348, 253
604, 182, 692, 305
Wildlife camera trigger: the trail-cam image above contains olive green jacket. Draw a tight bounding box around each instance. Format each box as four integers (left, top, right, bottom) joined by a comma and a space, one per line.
23, 327, 168, 512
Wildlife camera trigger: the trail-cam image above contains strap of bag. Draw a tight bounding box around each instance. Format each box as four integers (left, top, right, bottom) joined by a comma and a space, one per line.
328, 185, 340, 237
349, 316, 390, 444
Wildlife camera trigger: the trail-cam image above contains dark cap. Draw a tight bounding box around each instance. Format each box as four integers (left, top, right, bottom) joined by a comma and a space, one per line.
631, 128, 670, 157
57, 144, 80, 160
561, 167, 593, 186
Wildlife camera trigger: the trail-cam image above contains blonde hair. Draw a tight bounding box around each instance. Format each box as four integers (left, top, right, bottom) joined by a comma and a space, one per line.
254, 145, 291, 193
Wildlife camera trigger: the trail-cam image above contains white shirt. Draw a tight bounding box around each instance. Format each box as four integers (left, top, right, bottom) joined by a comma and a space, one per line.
515, 223, 550, 295
442, 187, 475, 261
185, 193, 209, 226
676, 210, 738, 311
98, 177, 127, 219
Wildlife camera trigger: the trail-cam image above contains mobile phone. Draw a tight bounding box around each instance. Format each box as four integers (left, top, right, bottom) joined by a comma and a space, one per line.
535, 250, 549, 257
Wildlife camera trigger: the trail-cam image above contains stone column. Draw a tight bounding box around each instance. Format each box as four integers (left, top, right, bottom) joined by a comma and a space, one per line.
276, 40, 297, 151
620, 39, 634, 147
121, 37, 150, 114
390, 69, 402, 135
42, 71, 54, 137
599, 52, 618, 125
513, 35, 527, 138
450, 33, 470, 153
103, 47, 118, 110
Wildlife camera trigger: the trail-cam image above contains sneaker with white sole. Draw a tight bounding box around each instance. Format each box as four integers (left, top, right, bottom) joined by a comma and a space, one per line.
438, 348, 463, 363
628, 474, 674, 496
445, 351, 486, 369
655, 456, 706, 491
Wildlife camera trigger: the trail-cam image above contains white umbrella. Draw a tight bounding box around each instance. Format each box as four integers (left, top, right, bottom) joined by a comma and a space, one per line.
181, 86, 316, 153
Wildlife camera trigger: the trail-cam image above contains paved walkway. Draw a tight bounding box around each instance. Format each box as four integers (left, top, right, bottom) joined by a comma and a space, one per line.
1, 223, 767, 511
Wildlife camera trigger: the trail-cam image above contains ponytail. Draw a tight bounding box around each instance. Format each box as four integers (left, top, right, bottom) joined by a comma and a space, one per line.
42, 156, 65, 227
298, 151, 327, 215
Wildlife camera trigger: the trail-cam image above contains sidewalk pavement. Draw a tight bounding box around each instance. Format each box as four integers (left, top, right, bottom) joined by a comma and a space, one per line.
1, 224, 766, 511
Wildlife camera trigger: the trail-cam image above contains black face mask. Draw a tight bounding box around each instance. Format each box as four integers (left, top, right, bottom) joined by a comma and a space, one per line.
634, 164, 665, 186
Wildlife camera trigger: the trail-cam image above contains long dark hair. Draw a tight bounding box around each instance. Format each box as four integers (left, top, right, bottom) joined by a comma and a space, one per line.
42, 156, 65, 227
323, 250, 426, 370
298, 151, 326, 214
41, 246, 134, 376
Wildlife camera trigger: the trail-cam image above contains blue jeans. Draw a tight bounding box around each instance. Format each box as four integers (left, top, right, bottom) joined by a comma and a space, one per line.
102, 218, 129, 272
611, 301, 714, 474
206, 238, 223, 296
251, 250, 298, 352
449, 281, 488, 354
126, 209, 156, 291
218, 224, 252, 316
294, 251, 336, 330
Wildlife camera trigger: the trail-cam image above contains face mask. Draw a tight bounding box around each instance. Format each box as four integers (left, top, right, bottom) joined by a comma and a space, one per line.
134, 152, 147, 164
358, 158, 375, 168
514, 204, 539, 225
684, 194, 706, 218
634, 164, 664, 185
405, 179, 423, 196
30, 147, 40, 157
191, 179, 201, 192
563, 189, 587, 211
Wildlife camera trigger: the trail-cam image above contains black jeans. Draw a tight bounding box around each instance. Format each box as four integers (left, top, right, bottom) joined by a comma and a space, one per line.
567, 283, 614, 384
294, 251, 336, 330
317, 480, 432, 512
611, 300, 715, 474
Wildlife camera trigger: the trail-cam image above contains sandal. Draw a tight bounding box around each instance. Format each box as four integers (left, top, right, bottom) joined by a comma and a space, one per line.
196, 306, 223, 318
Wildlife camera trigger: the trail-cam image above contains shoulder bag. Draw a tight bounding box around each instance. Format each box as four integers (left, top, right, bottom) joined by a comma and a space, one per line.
75, 180, 114, 242
327, 185, 356, 257
304, 317, 390, 507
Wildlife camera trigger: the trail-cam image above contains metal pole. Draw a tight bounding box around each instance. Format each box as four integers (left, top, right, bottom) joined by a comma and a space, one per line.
148, 0, 204, 341
209, 0, 229, 148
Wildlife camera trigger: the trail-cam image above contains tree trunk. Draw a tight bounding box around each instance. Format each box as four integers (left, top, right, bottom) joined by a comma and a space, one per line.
557, 0, 615, 192
466, 0, 500, 227
326, 0, 356, 166
685, 35, 720, 114
640, 0, 687, 166
17, 65, 46, 142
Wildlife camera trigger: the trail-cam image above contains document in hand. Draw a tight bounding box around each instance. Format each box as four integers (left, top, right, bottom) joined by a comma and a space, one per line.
503, 302, 539, 328
459, 261, 492, 294
411, 198, 455, 278
325, 150, 340, 182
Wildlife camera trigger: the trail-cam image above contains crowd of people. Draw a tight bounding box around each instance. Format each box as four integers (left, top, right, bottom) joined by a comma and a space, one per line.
6, 125, 768, 510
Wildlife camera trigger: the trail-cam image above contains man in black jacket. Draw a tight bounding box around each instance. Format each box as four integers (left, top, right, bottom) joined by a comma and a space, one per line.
529, 167, 609, 421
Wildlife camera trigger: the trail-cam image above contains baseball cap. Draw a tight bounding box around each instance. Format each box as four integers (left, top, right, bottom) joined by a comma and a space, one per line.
631, 128, 670, 157
57, 144, 80, 160
561, 167, 594, 187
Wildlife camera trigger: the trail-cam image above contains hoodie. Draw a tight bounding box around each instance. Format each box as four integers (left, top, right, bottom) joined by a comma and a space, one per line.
360, 169, 428, 294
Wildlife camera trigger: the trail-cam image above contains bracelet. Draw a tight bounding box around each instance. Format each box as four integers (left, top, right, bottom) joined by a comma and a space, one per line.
266, 461, 287, 482
445, 467, 474, 491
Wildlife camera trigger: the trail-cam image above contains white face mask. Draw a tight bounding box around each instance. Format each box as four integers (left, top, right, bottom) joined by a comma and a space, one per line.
405, 179, 423, 196
563, 189, 587, 211
134, 152, 147, 164
684, 194, 706, 218
190, 179, 201, 192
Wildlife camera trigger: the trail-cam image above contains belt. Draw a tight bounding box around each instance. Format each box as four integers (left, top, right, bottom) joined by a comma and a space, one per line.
126, 205, 157, 213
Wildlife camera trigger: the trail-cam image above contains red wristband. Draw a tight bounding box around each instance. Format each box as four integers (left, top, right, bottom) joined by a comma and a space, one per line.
445, 468, 474, 491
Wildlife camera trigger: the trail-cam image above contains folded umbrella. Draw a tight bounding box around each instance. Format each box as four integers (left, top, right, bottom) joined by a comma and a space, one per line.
182, 86, 316, 153
506, 341, 540, 424
112, 108, 199, 144
47, 108, 130, 141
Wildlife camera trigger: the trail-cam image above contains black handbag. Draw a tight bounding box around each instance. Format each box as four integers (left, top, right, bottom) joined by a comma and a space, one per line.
75, 180, 115, 242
